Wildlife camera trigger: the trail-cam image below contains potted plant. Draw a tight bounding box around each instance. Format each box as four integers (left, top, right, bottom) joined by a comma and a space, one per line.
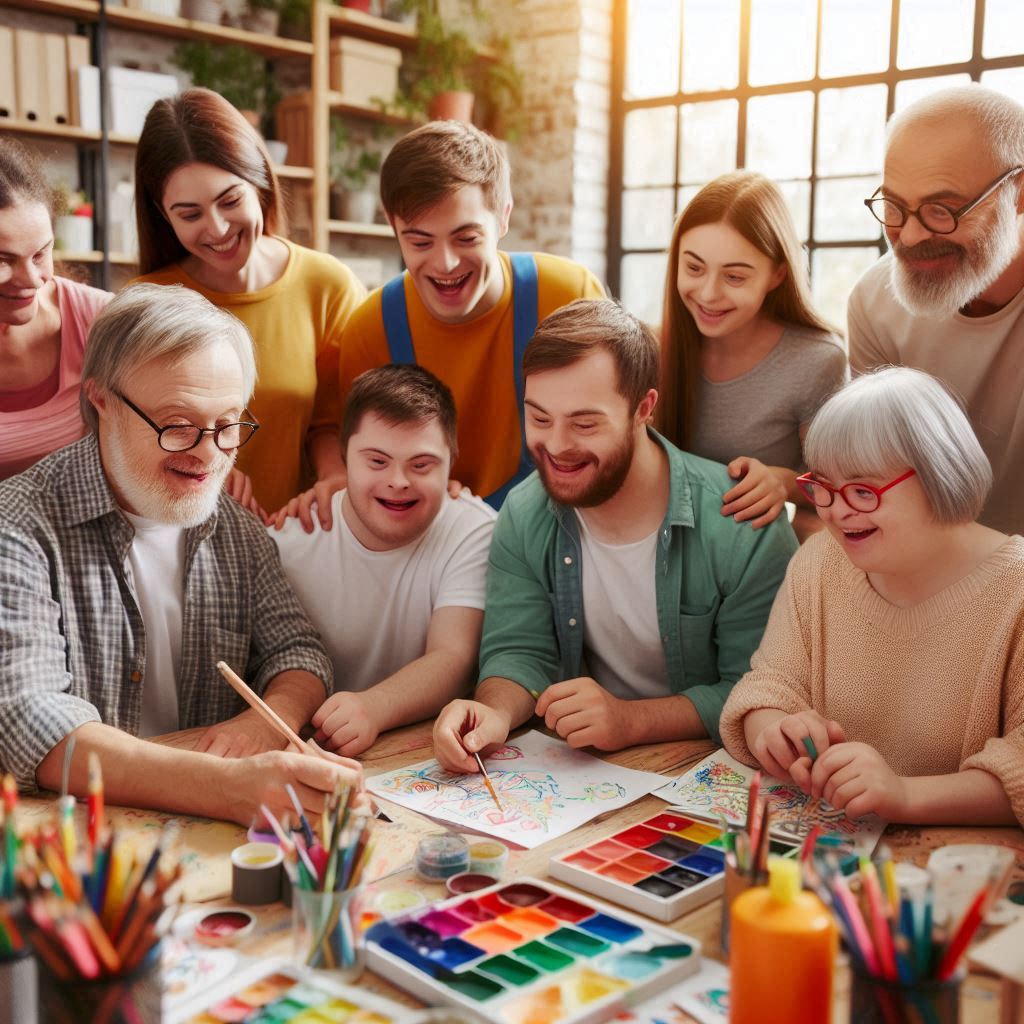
171, 41, 281, 134
477, 34, 524, 141
181, 0, 225, 25
405, 1, 478, 122
278, 0, 312, 39
330, 120, 382, 223
242, 0, 281, 36
340, 0, 372, 12
54, 187, 94, 253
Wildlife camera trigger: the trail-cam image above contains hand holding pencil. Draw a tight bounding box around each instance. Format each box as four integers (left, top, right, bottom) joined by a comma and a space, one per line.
432, 698, 513, 775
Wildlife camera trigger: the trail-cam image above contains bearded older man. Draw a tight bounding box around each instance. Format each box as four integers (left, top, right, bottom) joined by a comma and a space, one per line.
849, 84, 1024, 534
0, 284, 361, 825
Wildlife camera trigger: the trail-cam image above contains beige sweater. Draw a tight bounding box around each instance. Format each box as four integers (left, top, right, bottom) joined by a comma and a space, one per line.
720, 531, 1024, 825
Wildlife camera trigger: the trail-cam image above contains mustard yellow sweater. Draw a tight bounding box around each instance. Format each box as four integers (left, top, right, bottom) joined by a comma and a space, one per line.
720, 531, 1024, 825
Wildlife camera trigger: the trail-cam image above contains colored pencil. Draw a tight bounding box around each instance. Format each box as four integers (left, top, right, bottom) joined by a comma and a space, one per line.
472, 751, 503, 813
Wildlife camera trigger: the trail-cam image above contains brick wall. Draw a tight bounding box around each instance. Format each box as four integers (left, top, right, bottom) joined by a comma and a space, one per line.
499, 0, 612, 287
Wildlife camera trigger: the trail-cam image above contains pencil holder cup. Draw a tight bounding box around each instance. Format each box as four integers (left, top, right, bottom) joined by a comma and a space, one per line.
720, 859, 756, 956
849, 964, 963, 1024
36, 940, 163, 1024
0, 948, 37, 1024
292, 888, 365, 982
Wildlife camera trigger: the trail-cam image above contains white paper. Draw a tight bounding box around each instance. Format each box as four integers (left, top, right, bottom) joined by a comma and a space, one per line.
365, 730, 666, 850
654, 749, 885, 856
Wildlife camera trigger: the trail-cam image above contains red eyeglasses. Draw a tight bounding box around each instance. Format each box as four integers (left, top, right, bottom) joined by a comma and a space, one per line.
795, 469, 916, 513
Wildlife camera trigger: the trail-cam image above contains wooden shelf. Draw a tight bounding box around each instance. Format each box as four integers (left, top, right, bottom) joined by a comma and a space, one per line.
2, 0, 99, 17
55, 250, 137, 265
326, 7, 417, 50
275, 164, 314, 180
102, 7, 313, 58
0, 118, 101, 142
326, 92, 421, 126
328, 219, 394, 238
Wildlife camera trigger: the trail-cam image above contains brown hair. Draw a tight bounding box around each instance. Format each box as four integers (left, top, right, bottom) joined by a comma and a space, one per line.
0, 137, 55, 216
342, 364, 458, 459
134, 88, 285, 275
658, 170, 833, 448
380, 120, 511, 223
523, 299, 659, 412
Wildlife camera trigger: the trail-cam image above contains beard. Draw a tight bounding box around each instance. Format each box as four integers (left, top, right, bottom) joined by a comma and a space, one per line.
888, 188, 1021, 317
533, 432, 636, 509
105, 428, 233, 528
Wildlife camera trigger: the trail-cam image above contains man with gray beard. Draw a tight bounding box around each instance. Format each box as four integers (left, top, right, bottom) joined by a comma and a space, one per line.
848, 84, 1024, 534
0, 284, 362, 824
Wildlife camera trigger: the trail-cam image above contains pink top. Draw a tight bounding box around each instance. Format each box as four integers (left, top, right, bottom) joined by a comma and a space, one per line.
0, 276, 112, 480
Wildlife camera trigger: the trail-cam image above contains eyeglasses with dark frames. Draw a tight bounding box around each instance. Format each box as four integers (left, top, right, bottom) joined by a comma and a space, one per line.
864, 166, 1023, 235
795, 469, 916, 514
115, 391, 259, 453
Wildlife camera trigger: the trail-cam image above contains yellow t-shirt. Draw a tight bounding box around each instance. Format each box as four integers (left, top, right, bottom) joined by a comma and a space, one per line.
339, 251, 605, 498
135, 240, 366, 512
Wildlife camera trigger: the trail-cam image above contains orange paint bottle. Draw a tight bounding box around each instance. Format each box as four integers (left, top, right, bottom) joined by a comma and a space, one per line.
730, 857, 837, 1024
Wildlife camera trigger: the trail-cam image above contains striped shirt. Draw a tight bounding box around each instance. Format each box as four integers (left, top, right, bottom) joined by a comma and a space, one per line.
0, 434, 333, 790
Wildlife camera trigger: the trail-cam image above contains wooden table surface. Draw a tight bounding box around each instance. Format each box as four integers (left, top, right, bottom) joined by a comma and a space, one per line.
29, 721, 1024, 1021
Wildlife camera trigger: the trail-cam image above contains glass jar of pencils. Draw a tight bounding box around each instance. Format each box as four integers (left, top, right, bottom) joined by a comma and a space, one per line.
849, 962, 964, 1024
292, 887, 365, 982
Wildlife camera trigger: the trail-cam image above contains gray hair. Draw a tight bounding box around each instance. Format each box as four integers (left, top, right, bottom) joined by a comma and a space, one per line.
887, 84, 1024, 169
80, 283, 257, 432
804, 367, 992, 525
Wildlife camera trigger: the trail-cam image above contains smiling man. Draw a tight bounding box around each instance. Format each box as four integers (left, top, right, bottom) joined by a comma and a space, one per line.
848, 84, 1024, 534
432, 300, 796, 773
0, 284, 362, 825
326, 121, 604, 518
272, 365, 496, 756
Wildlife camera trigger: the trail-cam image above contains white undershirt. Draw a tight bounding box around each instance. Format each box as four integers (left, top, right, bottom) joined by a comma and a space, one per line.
123, 511, 186, 737
575, 512, 670, 700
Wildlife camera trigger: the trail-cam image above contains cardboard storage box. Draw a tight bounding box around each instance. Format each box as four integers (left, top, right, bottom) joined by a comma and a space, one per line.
329, 37, 401, 106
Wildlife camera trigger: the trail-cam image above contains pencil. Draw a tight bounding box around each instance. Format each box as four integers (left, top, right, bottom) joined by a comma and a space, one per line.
87, 752, 104, 852
801, 736, 818, 761
473, 751, 503, 813
217, 661, 313, 755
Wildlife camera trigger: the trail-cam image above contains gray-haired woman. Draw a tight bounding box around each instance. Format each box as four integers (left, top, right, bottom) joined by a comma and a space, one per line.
720, 366, 1024, 827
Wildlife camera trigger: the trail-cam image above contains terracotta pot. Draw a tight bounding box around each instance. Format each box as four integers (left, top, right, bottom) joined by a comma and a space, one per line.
341, 0, 372, 12
427, 90, 474, 123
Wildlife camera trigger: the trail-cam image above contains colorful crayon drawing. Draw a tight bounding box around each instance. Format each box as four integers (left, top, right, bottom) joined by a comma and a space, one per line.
655, 750, 885, 855
617, 960, 730, 1024
366, 731, 665, 850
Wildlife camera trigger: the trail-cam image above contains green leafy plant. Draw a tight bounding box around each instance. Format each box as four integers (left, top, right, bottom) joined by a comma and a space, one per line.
477, 34, 524, 140
246, 0, 282, 11
329, 119, 382, 191
277, 0, 313, 38
171, 42, 281, 125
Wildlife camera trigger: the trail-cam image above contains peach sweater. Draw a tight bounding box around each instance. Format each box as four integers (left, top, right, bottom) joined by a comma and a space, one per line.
720, 531, 1024, 825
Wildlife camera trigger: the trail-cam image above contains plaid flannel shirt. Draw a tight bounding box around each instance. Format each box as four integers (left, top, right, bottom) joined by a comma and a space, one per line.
0, 435, 333, 790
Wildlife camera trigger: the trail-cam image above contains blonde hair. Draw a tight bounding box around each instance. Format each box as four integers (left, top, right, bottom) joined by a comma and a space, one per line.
380, 120, 511, 222
657, 171, 833, 448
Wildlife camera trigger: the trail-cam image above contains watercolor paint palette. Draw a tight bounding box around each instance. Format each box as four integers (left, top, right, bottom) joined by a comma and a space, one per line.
365, 876, 702, 1024
549, 812, 793, 922
168, 958, 419, 1024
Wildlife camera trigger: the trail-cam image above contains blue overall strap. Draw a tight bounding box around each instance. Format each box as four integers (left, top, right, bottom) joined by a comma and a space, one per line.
380, 273, 416, 364
485, 252, 538, 509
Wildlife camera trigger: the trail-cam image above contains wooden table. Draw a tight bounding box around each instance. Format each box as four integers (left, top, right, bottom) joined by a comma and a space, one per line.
26, 721, 1024, 1021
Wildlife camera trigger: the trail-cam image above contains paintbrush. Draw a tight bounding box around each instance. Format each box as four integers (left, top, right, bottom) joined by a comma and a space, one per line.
472, 751, 503, 813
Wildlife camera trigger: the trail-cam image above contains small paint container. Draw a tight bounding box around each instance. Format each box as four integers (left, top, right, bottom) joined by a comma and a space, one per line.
446, 872, 495, 896
415, 832, 469, 883
231, 842, 283, 905
193, 908, 256, 947
373, 888, 427, 918
468, 840, 509, 879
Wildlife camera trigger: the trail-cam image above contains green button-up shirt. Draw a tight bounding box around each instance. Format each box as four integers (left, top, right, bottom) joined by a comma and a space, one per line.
478, 430, 798, 742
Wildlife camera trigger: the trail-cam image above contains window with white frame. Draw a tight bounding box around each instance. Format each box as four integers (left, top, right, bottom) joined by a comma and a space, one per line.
609, 0, 1024, 331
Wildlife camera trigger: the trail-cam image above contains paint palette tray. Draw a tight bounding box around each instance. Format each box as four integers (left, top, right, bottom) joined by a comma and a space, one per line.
168, 957, 420, 1024
365, 876, 702, 1024
549, 811, 791, 923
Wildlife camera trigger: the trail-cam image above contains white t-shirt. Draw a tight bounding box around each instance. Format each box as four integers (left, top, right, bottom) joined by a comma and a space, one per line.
576, 512, 670, 700
272, 490, 496, 692
123, 511, 185, 737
